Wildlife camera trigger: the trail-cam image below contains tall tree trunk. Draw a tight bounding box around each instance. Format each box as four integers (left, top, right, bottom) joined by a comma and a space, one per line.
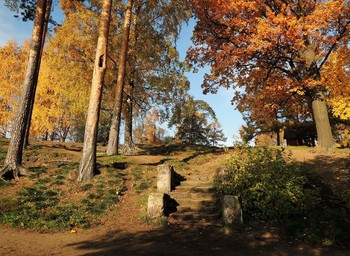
311, 91, 335, 151
276, 128, 280, 146
0, 0, 48, 180
77, 0, 113, 182
24, 0, 52, 148
106, 0, 133, 156
123, 81, 135, 154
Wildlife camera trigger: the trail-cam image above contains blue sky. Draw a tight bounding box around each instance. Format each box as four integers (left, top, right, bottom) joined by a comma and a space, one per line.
0, 3, 244, 146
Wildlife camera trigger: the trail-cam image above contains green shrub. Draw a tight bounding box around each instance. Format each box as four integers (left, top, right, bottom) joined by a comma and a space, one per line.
216, 147, 306, 223
215, 146, 350, 245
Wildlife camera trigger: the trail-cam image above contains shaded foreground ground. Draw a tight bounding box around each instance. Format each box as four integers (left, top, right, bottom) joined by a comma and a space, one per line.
0, 143, 350, 256
1, 224, 349, 256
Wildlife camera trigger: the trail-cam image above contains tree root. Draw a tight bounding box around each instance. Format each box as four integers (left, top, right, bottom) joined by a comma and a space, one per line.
0, 164, 29, 181
120, 144, 144, 155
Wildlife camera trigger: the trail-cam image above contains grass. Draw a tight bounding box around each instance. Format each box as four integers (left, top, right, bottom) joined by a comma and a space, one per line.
0, 139, 127, 231
0, 173, 125, 230
0, 139, 349, 247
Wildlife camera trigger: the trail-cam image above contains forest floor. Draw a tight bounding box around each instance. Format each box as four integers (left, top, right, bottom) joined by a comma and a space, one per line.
0, 139, 349, 256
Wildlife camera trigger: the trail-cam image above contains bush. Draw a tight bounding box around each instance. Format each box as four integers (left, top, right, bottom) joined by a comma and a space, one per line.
216, 147, 306, 223
215, 146, 350, 245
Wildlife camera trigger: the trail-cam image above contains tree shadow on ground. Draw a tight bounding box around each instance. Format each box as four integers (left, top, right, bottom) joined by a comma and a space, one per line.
296, 154, 350, 207
66, 225, 349, 256
139, 144, 222, 157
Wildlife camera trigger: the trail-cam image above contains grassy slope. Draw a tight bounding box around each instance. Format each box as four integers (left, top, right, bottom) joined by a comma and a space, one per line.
0, 138, 349, 246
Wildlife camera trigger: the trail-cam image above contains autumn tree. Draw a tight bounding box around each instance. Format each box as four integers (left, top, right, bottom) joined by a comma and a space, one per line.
34, 0, 108, 142
30, 58, 74, 142
189, 0, 350, 151
235, 69, 312, 145
144, 108, 161, 144
0, 41, 28, 137
77, 0, 113, 182
0, 0, 52, 180
322, 45, 350, 121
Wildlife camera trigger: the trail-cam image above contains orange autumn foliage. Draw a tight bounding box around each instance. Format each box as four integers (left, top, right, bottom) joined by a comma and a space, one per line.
189, 0, 350, 149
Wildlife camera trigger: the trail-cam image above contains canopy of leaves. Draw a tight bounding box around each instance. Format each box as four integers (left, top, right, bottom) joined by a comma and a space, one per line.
189, 0, 350, 141
0, 41, 28, 137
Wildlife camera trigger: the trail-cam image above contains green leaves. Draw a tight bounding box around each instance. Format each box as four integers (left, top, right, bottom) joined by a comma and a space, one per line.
215, 147, 350, 245
216, 147, 306, 221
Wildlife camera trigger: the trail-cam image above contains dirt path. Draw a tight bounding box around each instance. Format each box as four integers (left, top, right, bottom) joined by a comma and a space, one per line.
1, 218, 349, 256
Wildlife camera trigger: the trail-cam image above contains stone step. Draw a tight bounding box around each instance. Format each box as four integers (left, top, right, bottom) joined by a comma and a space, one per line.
169, 191, 216, 200
172, 197, 220, 208
166, 170, 223, 228
176, 205, 221, 214
177, 179, 213, 185
169, 221, 223, 229
169, 211, 221, 222
173, 186, 215, 193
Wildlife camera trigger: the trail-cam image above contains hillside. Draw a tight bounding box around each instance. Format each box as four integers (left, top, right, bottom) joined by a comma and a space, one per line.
0, 139, 349, 256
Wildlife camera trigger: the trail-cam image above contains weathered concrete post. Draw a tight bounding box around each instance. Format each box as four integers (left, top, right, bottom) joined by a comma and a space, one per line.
157, 164, 173, 193
222, 195, 243, 225
147, 192, 165, 219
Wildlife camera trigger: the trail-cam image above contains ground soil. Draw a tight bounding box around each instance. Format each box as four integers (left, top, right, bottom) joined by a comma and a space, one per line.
0, 144, 349, 256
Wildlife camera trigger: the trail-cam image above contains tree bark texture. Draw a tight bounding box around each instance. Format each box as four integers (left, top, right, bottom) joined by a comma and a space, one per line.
276, 128, 280, 146
77, 0, 113, 182
122, 81, 136, 154
24, 0, 52, 147
311, 91, 335, 151
106, 0, 133, 156
0, 0, 48, 180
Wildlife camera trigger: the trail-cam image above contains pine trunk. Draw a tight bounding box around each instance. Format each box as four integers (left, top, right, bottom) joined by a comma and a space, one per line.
0, 0, 48, 180
311, 91, 335, 151
106, 0, 133, 156
77, 0, 113, 182
123, 83, 135, 154
24, 0, 52, 148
